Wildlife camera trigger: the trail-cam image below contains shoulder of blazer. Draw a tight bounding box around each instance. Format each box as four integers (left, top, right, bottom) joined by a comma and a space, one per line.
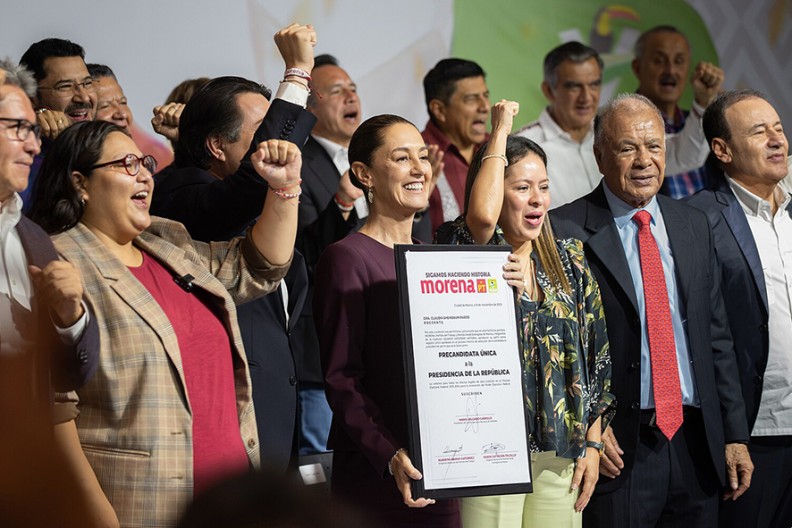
16, 216, 59, 267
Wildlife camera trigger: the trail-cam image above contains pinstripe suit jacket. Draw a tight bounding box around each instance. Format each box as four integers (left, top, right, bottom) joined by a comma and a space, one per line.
54, 218, 290, 527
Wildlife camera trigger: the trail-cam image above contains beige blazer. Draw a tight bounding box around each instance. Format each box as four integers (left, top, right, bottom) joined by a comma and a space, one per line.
55, 218, 289, 527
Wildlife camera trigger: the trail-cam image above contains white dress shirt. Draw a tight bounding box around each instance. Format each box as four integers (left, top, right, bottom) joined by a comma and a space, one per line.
602, 184, 699, 407
312, 135, 369, 219
727, 177, 792, 436
0, 193, 87, 356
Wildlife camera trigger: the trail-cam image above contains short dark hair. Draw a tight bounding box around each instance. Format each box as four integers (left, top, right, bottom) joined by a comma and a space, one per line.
348, 114, 415, 190
314, 54, 339, 69
29, 121, 127, 234
87, 63, 115, 80
543, 41, 603, 88
463, 135, 547, 213
174, 76, 271, 170
20, 38, 86, 83
423, 58, 485, 120
703, 89, 769, 145
634, 25, 690, 59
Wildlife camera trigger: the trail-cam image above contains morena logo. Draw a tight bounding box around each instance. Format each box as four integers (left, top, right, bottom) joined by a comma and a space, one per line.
419, 278, 498, 294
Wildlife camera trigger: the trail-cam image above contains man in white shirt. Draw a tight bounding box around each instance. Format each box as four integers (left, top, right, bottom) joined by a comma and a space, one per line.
518, 41, 717, 208
687, 89, 791, 528
299, 54, 365, 252
0, 57, 100, 526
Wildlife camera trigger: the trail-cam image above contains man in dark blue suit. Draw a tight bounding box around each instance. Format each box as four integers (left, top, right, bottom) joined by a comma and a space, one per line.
151, 24, 317, 473
552, 93, 752, 527
686, 89, 792, 528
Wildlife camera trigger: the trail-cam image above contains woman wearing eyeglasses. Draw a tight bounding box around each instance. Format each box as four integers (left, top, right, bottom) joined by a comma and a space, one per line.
28, 120, 301, 527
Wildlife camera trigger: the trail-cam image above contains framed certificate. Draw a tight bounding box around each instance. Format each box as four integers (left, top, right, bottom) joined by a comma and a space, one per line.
395, 244, 532, 499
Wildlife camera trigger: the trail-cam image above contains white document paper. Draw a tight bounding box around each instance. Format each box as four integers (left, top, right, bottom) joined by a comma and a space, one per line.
402, 248, 531, 492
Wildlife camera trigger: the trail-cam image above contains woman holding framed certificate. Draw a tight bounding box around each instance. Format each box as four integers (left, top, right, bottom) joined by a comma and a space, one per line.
313, 114, 462, 527
436, 100, 616, 527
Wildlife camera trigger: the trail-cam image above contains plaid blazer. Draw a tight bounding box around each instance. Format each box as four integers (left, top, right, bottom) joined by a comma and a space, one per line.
54, 218, 289, 527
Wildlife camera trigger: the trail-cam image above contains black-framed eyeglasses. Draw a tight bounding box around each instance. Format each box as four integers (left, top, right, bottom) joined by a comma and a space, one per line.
0, 118, 42, 142
38, 78, 96, 96
88, 154, 157, 177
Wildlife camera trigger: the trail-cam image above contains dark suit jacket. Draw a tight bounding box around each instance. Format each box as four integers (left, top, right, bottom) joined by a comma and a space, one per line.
17, 215, 99, 395
150, 98, 316, 472
151, 99, 316, 241
685, 174, 790, 431
552, 183, 749, 493
237, 250, 309, 471
297, 136, 363, 277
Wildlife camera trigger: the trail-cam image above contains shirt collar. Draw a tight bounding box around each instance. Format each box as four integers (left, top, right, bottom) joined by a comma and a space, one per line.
0, 193, 23, 245
726, 174, 791, 220
538, 107, 594, 144
422, 119, 454, 152
602, 181, 661, 229
312, 135, 347, 160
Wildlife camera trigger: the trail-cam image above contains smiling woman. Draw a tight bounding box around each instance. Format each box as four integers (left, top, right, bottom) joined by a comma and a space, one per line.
27, 120, 301, 526
313, 114, 464, 527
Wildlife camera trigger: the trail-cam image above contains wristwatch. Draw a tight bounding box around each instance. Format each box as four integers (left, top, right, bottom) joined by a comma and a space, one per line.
585, 440, 605, 454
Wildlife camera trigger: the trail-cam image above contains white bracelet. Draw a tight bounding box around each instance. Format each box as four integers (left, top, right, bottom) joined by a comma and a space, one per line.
481, 153, 508, 166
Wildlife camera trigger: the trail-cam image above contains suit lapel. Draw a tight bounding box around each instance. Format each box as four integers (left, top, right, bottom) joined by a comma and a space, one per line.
717, 189, 769, 311
16, 216, 57, 269
583, 186, 640, 314
304, 137, 341, 197
658, 197, 697, 307
286, 255, 308, 332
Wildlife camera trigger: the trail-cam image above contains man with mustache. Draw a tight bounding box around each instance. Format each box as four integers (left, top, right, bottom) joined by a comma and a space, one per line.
633, 25, 724, 199
19, 38, 96, 205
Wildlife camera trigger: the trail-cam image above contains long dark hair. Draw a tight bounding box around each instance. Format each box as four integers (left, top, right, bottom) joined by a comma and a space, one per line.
29, 121, 127, 234
464, 135, 570, 294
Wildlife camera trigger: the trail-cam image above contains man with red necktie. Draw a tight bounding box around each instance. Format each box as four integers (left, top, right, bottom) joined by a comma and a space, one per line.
552, 93, 752, 527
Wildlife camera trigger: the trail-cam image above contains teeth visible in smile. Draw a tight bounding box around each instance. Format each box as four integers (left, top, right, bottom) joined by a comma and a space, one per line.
133, 191, 148, 199
404, 183, 423, 191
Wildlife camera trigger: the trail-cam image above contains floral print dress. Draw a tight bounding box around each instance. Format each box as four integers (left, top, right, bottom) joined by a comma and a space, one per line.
437, 217, 616, 459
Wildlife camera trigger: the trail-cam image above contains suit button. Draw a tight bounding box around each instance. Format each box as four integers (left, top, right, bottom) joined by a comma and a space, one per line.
632, 317, 640, 326
289, 376, 297, 386
629, 361, 640, 372
78, 351, 89, 364
759, 323, 768, 331
631, 401, 640, 411
753, 375, 763, 385
247, 438, 256, 449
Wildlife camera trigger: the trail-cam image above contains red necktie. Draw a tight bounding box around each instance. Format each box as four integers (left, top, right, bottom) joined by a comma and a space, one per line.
633, 210, 683, 440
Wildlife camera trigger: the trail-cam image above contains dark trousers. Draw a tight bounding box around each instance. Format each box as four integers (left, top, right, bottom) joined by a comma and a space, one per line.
719, 435, 792, 528
585, 408, 719, 527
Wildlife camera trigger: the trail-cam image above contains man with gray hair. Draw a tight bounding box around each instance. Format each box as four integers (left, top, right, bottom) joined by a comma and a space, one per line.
552, 93, 752, 526
686, 89, 791, 528
519, 40, 716, 208
0, 57, 102, 526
